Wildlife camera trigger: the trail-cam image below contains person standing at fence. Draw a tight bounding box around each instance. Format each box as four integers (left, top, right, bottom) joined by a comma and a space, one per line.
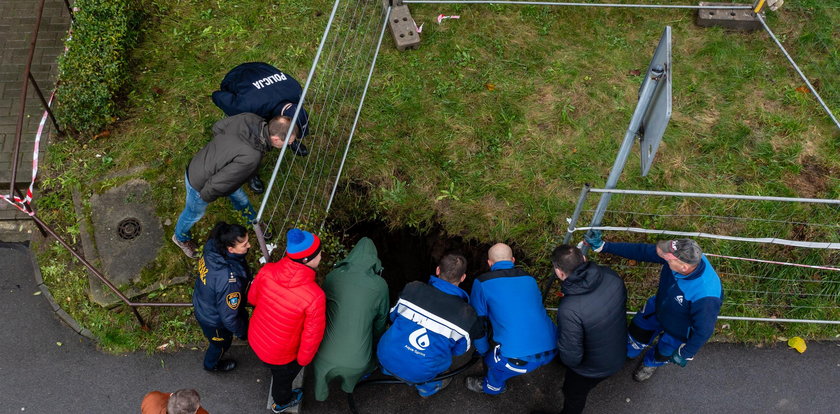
311, 237, 390, 401
212, 62, 310, 194
141, 389, 209, 414
171, 113, 295, 259
551, 244, 627, 414
583, 232, 722, 382
377, 254, 487, 397
248, 228, 325, 413
192, 222, 252, 372
465, 243, 557, 395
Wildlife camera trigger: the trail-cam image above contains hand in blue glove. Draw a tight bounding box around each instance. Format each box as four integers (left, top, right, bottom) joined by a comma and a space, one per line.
583, 230, 604, 252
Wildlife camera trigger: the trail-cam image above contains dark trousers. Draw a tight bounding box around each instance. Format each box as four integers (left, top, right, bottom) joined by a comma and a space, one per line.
267, 361, 302, 405
199, 324, 232, 370
560, 369, 607, 414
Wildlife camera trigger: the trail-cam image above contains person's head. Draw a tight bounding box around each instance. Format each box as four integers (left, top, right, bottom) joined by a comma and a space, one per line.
487, 243, 514, 267
436, 253, 468, 286
655, 239, 702, 274
286, 228, 322, 268
210, 222, 250, 255
551, 244, 586, 281
267, 115, 300, 149
166, 389, 201, 414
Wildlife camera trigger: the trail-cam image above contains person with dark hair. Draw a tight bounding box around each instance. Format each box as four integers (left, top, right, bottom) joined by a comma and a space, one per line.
212, 62, 311, 193
141, 388, 209, 414
551, 245, 627, 414
377, 253, 486, 397
584, 232, 722, 382
171, 112, 291, 259
192, 222, 252, 372
311, 237, 389, 401
248, 228, 326, 413
465, 243, 556, 395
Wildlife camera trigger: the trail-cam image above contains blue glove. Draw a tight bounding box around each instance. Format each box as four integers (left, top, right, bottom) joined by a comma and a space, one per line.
669, 351, 689, 367
584, 230, 604, 252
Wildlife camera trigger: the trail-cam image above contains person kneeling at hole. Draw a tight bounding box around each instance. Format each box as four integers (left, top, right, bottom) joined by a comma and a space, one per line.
377, 254, 486, 397
583, 231, 722, 382
248, 229, 325, 413
192, 222, 252, 372
212, 62, 311, 195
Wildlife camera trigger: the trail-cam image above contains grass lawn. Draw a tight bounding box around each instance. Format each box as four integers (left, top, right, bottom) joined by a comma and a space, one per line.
35, 0, 839, 352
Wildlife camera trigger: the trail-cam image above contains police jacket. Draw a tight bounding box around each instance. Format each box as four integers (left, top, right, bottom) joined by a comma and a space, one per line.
192, 238, 251, 338
211, 62, 309, 138
470, 261, 557, 361
602, 242, 722, 358
187, 113, 270, 203
556, 261, 627, 378
377, 276, 485, 383
248, 257, 326, 366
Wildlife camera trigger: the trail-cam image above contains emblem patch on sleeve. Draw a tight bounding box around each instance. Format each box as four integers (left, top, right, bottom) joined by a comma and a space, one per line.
226, 292, 241, 310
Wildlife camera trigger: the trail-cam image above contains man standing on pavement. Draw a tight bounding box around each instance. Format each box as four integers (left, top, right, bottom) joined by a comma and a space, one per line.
552, 244, 627, 414
171, 113, 294, 258
377, 254, 487, 397
584, 232, 722, 382
465, 243, 557, 395
212, 62, 310, 193
312, 237, 390, 401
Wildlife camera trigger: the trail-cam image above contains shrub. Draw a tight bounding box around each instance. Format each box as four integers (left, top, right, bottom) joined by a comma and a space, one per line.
56, 0, 143, 135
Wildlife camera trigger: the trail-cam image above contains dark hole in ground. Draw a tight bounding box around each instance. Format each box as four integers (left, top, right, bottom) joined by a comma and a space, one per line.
339, 220, 530, 303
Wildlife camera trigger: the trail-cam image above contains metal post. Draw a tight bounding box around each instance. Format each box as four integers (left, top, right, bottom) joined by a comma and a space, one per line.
28, 73, 61, 133
253, 220, 271, 263
402, 1, 753, 9
585, 66, 665, 244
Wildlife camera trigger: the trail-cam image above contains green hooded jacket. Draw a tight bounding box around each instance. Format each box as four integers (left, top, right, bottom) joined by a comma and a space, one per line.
312, 237, 390, 401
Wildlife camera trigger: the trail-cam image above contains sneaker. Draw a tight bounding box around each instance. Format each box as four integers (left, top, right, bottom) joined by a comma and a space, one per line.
288, 140, 309, 156
633, 361, 658, 382
272, 388, 303, 413
171, 234, 199, 259
205, 359, 236, 372
465, 376, 485, 393
249, 175, 265, 194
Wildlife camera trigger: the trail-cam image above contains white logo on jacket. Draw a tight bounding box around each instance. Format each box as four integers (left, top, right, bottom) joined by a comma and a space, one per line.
252, 73, 288, 89
675, 295, 684, 305
408, 327, 430, 350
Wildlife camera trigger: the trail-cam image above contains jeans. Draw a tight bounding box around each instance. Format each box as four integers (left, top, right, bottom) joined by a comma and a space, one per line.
483, 344, 553, 395
560, 369, 607, 414
174, 172, 256, 242
199, 324, 232, 370
267, 361, 303, 406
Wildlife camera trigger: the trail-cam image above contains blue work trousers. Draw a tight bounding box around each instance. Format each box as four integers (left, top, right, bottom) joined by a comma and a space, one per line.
483, 344, 553, 395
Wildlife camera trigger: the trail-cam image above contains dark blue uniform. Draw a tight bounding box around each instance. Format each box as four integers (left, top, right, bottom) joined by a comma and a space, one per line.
211, 62, 309, 138
193, 238, 251, 370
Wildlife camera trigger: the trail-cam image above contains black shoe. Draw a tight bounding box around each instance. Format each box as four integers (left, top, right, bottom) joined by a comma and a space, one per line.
249, 175, 265, 194
288, 140, 309, 156
206, 359, 237, 372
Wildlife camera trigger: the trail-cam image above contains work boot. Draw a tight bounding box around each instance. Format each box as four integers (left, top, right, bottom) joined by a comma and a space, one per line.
206, 359, 237, 372
288, 140, 309, 156
272, 388, 303, 413
171, 234, 199, 259
633, 360, 658, 382
465, 376, 485, 393
249, 175, 265, 194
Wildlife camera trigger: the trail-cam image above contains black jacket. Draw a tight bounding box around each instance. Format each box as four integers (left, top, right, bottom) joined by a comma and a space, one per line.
211, 62, 309, 138
193, 238, 251, 338
187, 113, 269, 203
556, 261, 627, 378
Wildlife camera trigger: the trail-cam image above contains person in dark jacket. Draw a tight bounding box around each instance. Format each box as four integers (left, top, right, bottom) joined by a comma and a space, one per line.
172, 113, 291, 258
465, 243, 556, 395
193, 222, 252, 372
584, 231, 722, 382
377, 254, 486, 397
212, 62, 310, 158
552, 245, 627, 414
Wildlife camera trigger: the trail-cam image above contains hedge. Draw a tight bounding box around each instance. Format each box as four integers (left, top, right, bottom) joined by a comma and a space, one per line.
56, 0, 143, 135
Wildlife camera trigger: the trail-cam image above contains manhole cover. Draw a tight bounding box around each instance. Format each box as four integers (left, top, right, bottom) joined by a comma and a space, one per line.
117, 218, 142, 240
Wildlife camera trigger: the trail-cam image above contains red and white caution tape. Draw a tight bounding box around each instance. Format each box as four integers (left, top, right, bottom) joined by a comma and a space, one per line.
437, 14, 460, 24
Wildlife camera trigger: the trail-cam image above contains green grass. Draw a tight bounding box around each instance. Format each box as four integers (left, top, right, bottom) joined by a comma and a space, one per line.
34, 0, 840, 351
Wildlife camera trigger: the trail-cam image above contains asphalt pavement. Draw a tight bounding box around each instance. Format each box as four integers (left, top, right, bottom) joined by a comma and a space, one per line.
2, 242, 838, 413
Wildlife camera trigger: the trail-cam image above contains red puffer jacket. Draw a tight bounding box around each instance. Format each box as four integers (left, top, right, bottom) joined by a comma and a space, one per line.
248, 256, 326, 366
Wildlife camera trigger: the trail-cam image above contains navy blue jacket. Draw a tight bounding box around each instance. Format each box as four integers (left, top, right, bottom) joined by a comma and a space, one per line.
602, 242, 722, 358
193, 239, 251, 338
377, 277, 485, 383
470, 261, 557, 361
212, 62, 309, 138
